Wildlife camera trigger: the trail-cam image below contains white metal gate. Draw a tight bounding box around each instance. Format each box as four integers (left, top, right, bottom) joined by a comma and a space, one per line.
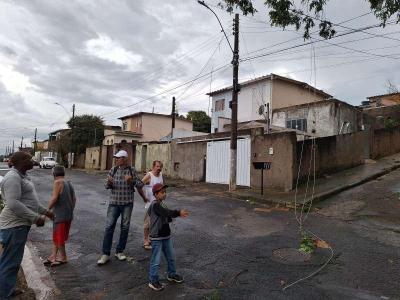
206, 138, 251, 186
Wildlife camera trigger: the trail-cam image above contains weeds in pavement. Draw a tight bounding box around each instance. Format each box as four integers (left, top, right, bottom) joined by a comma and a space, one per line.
206, 289, 221, 300
299, 232, 316, 254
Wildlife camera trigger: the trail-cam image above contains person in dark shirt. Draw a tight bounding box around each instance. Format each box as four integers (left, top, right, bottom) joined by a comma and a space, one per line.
147, 183, 189, 291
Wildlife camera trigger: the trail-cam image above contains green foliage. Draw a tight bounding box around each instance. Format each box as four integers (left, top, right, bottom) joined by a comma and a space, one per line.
384, 117, 399, 129
205, 289, 222, 300
67, 114, 105, 154
187, 111, 211, 133
299, 232, 316, 254
218, 0, 400, 39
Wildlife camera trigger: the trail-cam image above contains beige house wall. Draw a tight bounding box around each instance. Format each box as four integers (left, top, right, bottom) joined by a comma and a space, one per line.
85, 146, 101, 169
140, 115, 192, 142
134, 143, 172, 176
271, 79, 327, 110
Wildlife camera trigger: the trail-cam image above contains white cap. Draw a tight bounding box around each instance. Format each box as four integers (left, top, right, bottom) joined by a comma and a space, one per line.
114, 150, 128, 158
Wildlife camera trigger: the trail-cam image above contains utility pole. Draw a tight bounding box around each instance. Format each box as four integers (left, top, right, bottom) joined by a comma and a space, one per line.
229, 13, 240, 191
70, 104, 75, 168
33, 128, 37, 154
12, 140, 14, 154
20, 136, 23, 149
171, 96, 176, 135
266, 103, 270, 134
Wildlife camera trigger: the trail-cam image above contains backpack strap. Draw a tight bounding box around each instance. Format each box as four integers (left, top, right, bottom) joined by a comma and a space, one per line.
127, 166, 134, 177
111, 166, 118, 177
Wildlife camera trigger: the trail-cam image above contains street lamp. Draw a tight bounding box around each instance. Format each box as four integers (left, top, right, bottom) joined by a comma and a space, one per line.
197, 1, 233, 53
54, 102, 72, 118
198, 1, 240, 191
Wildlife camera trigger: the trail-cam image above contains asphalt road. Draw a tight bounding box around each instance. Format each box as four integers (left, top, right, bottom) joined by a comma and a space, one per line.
0, 165, 399, 300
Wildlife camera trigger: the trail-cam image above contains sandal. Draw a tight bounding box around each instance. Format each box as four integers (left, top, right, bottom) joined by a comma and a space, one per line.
50, 260, 68, 267
43, 259, 54, 266
143, 244, 152, 250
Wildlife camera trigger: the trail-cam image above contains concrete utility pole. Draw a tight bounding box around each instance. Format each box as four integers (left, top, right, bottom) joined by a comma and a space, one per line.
12, 140, 14, 153
70, 104, 75, 168
198, 1, 239, 191
229, 13, 240, 191
33, 128, 37, 154
171, 96, 176, 134
20, 137, 23, 149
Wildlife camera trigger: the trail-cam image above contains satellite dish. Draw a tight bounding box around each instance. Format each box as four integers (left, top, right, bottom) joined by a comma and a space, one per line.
258, 105, 264, 115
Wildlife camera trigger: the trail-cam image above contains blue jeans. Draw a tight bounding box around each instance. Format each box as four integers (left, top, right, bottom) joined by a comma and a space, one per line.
102, 203, 133, 256
149, 238, 176, 283
0, 226, 30, 300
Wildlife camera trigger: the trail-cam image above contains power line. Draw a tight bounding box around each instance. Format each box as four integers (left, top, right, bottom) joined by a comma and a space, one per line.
101, 63, 231, 120
176, 36, 224, 103
293, 10, 400, 43
240, 21, 399, 63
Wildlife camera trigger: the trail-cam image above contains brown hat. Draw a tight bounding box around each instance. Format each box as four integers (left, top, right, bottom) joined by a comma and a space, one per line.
152, 183, 168, 195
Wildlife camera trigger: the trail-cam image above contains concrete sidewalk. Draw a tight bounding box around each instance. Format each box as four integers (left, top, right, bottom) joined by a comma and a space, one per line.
228, 152, 400, 207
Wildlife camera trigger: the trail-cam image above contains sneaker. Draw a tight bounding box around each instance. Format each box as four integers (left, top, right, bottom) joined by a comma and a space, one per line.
148, 281, 164, 291
97, 255, 110, 265
115, 252, 127, 261
167, 274, 184, 283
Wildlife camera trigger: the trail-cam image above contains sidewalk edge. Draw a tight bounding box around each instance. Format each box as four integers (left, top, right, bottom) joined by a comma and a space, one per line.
22, 243, 57, 300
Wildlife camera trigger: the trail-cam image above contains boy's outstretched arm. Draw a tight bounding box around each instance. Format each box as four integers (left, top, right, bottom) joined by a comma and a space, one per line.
153, 202, 182, 218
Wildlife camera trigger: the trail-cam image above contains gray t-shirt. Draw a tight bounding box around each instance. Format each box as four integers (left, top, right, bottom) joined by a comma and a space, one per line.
0, 169, 47, 229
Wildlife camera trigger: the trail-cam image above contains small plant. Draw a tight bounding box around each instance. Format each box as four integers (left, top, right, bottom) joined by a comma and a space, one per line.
206, 289, 221, 300
299, 232, 316, 254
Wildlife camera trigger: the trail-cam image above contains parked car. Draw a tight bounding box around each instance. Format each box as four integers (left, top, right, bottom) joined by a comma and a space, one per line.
39, 157, 57, 169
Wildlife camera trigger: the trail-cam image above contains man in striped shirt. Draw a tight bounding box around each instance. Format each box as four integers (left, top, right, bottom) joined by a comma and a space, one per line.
97, 150, 148, 265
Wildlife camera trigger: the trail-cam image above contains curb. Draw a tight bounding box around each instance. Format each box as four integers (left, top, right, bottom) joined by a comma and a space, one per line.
306, 163, 400, 206
22, 243, 56, 300
227, 164, 400, 209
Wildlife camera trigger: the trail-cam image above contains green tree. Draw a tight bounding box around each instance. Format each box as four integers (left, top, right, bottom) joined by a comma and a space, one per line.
67, 114, 105, 154
218, 0, 400, 39
187, 111, 211, 133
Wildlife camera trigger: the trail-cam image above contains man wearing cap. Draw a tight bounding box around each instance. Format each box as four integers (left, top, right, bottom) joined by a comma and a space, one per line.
97, 150, 148, 265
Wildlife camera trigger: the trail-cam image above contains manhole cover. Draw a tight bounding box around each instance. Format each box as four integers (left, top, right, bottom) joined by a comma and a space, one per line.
272, 248, 311, 265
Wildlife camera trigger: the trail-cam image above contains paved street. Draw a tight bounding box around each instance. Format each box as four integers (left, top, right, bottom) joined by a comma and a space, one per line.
1, 165, 399, 300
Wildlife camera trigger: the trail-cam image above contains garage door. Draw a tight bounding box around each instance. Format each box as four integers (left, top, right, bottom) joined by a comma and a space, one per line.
206, 138, 251, 186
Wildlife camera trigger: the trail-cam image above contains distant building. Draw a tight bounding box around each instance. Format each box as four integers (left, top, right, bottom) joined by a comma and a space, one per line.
117, 112, 193, 142
272, 99, 363, 137
361, 92, 400, 108
208, 73, 332, 133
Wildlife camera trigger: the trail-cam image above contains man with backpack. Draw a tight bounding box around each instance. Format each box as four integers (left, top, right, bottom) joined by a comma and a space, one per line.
97, 150, 148, 265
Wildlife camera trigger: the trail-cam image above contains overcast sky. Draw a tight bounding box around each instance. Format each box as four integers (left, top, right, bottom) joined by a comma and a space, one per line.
0, 0, 399, 154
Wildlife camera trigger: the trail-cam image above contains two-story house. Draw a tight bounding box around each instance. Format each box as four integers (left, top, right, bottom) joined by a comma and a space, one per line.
208, 73, 332, 133
101, 112, 193, 169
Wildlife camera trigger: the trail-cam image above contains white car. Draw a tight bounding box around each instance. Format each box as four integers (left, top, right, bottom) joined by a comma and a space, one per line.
39, 157, 57, 169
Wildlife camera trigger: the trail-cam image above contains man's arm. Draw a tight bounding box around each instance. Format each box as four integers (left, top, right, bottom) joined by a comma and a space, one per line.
48, 181, 62, 210
3, 177, 41, 224
136, 187, 148, 203
142, 173, 151, 185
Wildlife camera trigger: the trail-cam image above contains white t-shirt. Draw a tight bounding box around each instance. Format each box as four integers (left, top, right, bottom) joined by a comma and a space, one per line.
144, 171, 163, 210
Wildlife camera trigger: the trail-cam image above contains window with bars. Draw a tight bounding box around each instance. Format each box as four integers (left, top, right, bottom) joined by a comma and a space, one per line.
286, 118, 307, 132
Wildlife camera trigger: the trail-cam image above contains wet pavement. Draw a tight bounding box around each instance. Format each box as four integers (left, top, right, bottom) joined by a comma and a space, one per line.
0, 165, 399, 299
